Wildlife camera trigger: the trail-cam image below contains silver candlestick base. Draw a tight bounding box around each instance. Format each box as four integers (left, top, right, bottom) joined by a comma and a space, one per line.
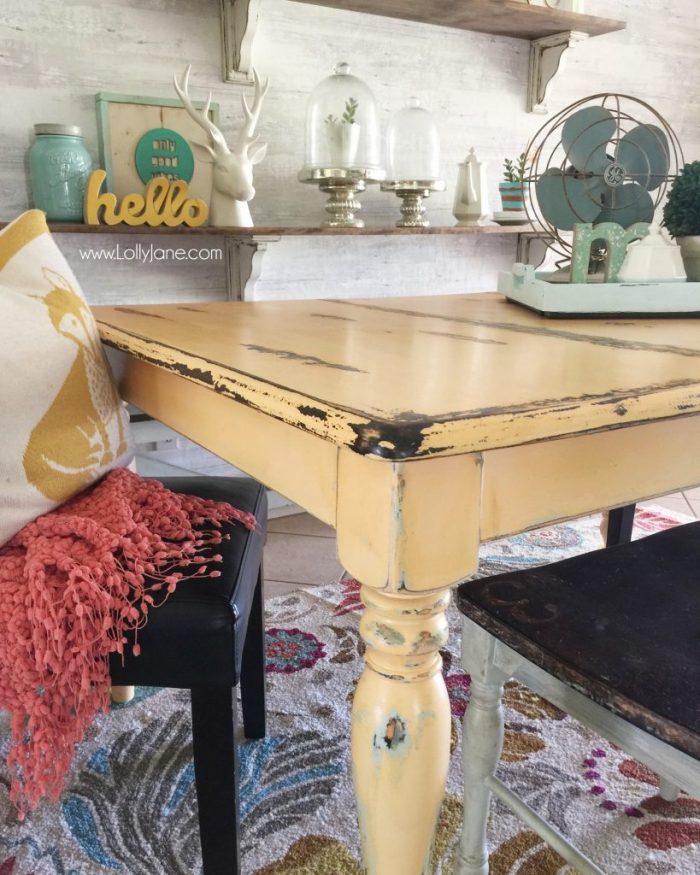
320, 177, 366, 228
299, 167, 385, 228
380, 180, 446, 228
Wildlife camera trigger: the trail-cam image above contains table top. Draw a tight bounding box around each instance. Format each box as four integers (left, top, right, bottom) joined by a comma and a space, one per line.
95, 293, 700, 461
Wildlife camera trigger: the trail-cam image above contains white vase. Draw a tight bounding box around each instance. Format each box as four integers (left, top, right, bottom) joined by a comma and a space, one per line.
679, 236, 700, 281
326, 121, 361, 167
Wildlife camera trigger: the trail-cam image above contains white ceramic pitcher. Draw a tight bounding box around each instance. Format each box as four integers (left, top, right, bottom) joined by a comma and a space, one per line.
453, 148, 490, 226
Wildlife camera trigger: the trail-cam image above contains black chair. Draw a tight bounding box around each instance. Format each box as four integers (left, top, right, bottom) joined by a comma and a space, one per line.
109, 476, 267, 875
456, 516, 700, 875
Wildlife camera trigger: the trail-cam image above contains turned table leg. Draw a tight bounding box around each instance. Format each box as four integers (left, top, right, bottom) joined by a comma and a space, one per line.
352, 585, 452, 875
337, 449, 483, 874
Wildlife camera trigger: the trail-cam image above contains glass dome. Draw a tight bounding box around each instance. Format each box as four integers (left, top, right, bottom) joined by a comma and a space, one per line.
385, 97, 441, 183
302, 62, 383, 174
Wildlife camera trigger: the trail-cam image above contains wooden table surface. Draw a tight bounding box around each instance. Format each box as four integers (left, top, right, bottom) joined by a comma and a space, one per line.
96, 293, 700, 460
95, 293, 700, 875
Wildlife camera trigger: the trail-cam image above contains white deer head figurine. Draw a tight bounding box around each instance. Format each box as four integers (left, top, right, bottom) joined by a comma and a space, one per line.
173, 64, 269, 228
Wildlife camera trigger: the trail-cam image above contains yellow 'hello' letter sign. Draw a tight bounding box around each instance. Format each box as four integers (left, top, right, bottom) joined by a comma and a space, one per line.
84, 169, 208, 227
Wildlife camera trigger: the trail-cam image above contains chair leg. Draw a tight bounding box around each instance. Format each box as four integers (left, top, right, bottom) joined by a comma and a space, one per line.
191, 687, 241, 875
660, 778, 680, 801
240, 566, 266, 739
110, 685, 135, 704
605, 504, 636, 547
458, 625, 509, 875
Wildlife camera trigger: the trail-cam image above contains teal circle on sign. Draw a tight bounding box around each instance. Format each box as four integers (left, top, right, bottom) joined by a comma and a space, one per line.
135, 127, 195, 184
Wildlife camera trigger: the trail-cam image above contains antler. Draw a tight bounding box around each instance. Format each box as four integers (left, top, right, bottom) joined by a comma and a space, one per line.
234, 67, 270, 157
173, 64, 229, 158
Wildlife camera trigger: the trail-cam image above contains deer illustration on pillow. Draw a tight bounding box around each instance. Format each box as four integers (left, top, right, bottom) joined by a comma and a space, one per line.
23, 269, 129, 501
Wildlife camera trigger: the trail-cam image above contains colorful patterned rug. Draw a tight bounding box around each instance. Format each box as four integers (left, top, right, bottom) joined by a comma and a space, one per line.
1, 507, 698, 874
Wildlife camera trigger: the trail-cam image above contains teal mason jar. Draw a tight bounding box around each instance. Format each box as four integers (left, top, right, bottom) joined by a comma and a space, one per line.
29, 124, 92, 221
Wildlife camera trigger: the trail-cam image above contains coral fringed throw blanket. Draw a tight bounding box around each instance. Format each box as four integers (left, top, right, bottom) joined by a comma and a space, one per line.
0, 467, 256, 817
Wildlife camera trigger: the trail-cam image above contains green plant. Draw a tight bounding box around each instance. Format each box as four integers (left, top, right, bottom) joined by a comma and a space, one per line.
503, 153, 527, 183
325, 97, 359, 126
663, 161, 700, 237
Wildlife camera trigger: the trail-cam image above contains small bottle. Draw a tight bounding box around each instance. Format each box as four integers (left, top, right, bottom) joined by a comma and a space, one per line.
29, 124, 92, 222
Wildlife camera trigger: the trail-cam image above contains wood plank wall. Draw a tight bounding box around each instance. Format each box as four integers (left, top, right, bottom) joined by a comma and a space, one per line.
1, 0, 698, 304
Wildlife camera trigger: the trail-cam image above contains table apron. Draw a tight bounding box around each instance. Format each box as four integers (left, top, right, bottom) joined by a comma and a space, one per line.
480, 414, 700, 541
116, 354, 700, 593
118, 355, 339, 525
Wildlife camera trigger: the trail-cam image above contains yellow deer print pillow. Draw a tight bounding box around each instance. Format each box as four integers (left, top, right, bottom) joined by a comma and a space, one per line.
0, 210, 133, 546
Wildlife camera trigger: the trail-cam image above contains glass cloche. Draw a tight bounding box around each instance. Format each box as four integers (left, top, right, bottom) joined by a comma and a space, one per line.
381, 97, 444, 228
385, 97, 441, 183
300, 62, 383, 175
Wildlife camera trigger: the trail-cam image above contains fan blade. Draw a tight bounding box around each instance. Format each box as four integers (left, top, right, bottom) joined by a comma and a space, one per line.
616, 124, 669, 191
578, 166, 608, 205
536, 168, 603, 231
596, 183, 655, 227
562, 106, 616, 174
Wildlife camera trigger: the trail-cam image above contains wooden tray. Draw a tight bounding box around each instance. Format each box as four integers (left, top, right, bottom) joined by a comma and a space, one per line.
498, 271, 700, 318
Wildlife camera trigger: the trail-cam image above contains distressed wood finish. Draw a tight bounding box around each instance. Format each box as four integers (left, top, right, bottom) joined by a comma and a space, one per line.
0, 221, 525, 237
95, 294, 700, 461
115, 353, 339, 524
95, 293, 700, 875
352, 586, 452, 873
336, 450, 482, 591
459, 525, 700, 756
480, 416, 700, 539
290, 0, 625, 39
456, 523, 700, 873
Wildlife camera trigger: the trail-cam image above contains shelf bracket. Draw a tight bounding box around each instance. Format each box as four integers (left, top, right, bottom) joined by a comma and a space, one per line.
225, 235, 281, 300
220, 0, 261, 84
527, 30, 588, 114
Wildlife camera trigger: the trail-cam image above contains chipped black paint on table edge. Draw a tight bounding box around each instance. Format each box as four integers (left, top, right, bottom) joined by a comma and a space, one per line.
98, 322, 700, 461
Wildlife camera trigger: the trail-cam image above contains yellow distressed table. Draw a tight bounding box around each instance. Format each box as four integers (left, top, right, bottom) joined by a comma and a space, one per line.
95, 293, 700, 874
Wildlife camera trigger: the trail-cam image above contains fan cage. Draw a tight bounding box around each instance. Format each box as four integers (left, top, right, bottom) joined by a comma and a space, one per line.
523, 93, 684, 263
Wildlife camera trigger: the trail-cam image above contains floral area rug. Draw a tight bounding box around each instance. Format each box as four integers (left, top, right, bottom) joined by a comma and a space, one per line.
1, 506, 698, 874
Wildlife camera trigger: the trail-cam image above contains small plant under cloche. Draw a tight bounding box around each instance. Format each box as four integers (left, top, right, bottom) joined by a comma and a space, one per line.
325, 97, 359, 126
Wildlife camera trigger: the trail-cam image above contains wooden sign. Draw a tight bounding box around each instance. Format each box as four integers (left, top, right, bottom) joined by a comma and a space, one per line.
83, 169, 208, 227
95, 91, 219, 205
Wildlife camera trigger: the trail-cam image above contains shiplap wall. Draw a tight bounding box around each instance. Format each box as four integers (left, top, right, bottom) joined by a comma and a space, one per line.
1, 0, 698, 494
1, 0, 698, 303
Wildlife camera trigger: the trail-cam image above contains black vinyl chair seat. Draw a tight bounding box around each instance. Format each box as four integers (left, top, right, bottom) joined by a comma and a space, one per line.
109, 475, 268, 875
110, 476, 267, 691
457, 520, 700, 759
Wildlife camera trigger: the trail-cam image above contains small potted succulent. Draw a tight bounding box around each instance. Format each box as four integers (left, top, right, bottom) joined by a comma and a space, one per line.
499, 153, 528, 214
325, 97, 360, 167
663, 160, 700, 280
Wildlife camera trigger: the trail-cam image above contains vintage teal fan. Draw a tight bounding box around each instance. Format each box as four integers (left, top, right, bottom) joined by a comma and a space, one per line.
524, 94, 682, 264
498, 94, 700, 316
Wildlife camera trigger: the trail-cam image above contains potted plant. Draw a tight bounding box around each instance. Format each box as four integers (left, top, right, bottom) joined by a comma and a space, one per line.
325, 97, 360, 167
663, 160, 700, 280
499, 153, 528, 214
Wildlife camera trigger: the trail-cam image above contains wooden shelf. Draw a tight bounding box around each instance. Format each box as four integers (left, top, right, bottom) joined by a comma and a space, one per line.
0, 219, 534, 299
281, 1, 626, 113
289, 0, 625, 41
222, 1, 624, 111
0, 222, 529, 237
